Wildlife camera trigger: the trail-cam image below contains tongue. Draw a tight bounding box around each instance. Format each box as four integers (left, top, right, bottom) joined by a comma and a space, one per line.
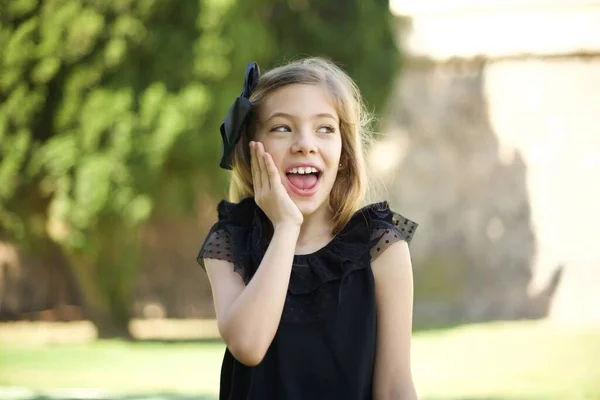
288, 174, 318, 190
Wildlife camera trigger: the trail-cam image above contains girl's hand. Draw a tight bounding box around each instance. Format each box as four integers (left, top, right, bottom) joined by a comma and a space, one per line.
250, 141, 303, 228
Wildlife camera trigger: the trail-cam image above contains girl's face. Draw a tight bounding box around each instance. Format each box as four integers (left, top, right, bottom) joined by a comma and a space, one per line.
254, 84, 342, 217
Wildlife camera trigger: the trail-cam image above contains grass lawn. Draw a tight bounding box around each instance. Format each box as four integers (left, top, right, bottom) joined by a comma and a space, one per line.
0, 319, 598, 400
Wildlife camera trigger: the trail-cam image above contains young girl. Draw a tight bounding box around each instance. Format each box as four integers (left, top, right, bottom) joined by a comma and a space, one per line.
197, 58, 419, 400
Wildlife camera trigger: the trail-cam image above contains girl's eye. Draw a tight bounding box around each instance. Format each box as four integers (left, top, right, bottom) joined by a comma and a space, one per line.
317, 125, 336, 134
271, 125, 291, 133
270, 125, 336, 133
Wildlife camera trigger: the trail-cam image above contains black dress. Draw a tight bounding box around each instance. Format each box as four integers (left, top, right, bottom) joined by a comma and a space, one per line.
197, 197, 417, 400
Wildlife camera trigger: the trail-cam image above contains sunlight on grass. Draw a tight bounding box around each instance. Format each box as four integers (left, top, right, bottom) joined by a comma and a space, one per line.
412, 321, 600, 400
0, 320, 599, 400
0, 339, 224, 398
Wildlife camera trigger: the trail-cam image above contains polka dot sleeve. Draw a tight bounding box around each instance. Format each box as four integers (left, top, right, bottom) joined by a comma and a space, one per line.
369, 211, 417, 262
197, 228, 234, 269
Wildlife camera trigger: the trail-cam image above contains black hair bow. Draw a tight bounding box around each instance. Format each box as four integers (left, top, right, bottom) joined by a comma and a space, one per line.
219, 61, 261, 170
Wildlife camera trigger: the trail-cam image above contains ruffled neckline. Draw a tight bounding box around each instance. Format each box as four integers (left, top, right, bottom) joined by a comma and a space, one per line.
217, 197, 392, 258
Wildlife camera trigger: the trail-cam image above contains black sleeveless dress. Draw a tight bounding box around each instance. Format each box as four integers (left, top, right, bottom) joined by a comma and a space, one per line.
197, 197, 417, 400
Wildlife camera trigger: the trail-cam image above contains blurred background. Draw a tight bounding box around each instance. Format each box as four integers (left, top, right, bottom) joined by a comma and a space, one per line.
0, 0, 599, 399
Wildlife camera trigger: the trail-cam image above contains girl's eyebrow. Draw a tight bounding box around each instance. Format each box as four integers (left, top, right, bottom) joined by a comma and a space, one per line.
264, 112, 338, 123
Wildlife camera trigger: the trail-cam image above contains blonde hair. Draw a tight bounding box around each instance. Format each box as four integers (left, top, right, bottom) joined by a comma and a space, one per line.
229, 57, 373, 235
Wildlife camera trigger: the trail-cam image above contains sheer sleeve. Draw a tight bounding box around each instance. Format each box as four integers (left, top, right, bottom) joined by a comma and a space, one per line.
195, 198, 259, 284
369, 210, 418, 262
197, 227, 234, 269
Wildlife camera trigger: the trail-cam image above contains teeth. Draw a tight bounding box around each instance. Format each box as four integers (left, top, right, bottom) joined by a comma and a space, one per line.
287, 167, 318, 174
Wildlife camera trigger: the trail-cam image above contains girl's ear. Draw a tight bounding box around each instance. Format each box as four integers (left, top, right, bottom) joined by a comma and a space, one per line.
338, 153, 346, 170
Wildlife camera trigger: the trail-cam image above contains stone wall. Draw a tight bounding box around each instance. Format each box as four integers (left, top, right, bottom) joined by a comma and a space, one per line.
373, 0, 600, 326
371, 60, 542, 327
484, 58, 600, 325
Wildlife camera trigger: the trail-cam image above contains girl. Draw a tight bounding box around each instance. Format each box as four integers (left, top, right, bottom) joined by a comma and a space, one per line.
197, 58, 419, 400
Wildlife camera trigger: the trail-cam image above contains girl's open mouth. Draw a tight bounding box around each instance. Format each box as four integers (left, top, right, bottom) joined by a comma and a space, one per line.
285, 166, 322, 197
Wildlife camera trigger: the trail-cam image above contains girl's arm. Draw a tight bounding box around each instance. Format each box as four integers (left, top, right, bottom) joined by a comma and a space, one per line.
205, 141, 303, 366
204, 221, 299, 366
372, 240, 419, 400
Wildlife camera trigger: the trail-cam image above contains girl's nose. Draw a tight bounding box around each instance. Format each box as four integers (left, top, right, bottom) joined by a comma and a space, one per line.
291, 128, 318, 154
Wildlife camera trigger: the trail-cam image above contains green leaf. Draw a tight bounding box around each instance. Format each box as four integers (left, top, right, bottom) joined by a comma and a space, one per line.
73, 153, 114, 226
112, 14, 147, 42
124, 194, 152, 226
139, 83, 167, 129
104, 38, 127, 68
4, 84, 46, 128
63, 7, 105, 64
31, 133, 78, 179
5, 0, 39, 19
3, 16, 38, 67
0, 128, 31, 198
31, 57, 61, 83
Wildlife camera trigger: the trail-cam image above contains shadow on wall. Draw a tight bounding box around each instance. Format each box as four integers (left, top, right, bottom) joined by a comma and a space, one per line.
378, 59, 562, 329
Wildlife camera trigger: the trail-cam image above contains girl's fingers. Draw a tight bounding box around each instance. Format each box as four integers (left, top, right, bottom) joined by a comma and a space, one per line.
250, 142, 261, 191
257, 143, 270, 190
264, 153, 280, 189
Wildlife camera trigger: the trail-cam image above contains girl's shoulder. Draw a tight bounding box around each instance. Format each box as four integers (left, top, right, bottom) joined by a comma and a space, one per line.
196, 197, 262, 282
337, 201, 418, 261
215, 197, 258, 226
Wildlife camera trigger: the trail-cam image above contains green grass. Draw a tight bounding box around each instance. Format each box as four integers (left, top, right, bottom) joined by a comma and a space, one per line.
0, 338, 224, 399
411, 321, 600, 400
0, 320, 598, 400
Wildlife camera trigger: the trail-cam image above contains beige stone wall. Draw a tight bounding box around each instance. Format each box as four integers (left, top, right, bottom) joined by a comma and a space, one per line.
375, 0, 600, 326
372, 60, 542, 327
484, 58, 600, 325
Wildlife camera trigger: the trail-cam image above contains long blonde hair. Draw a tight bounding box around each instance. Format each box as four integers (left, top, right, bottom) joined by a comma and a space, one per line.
229, 57, 373, 235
